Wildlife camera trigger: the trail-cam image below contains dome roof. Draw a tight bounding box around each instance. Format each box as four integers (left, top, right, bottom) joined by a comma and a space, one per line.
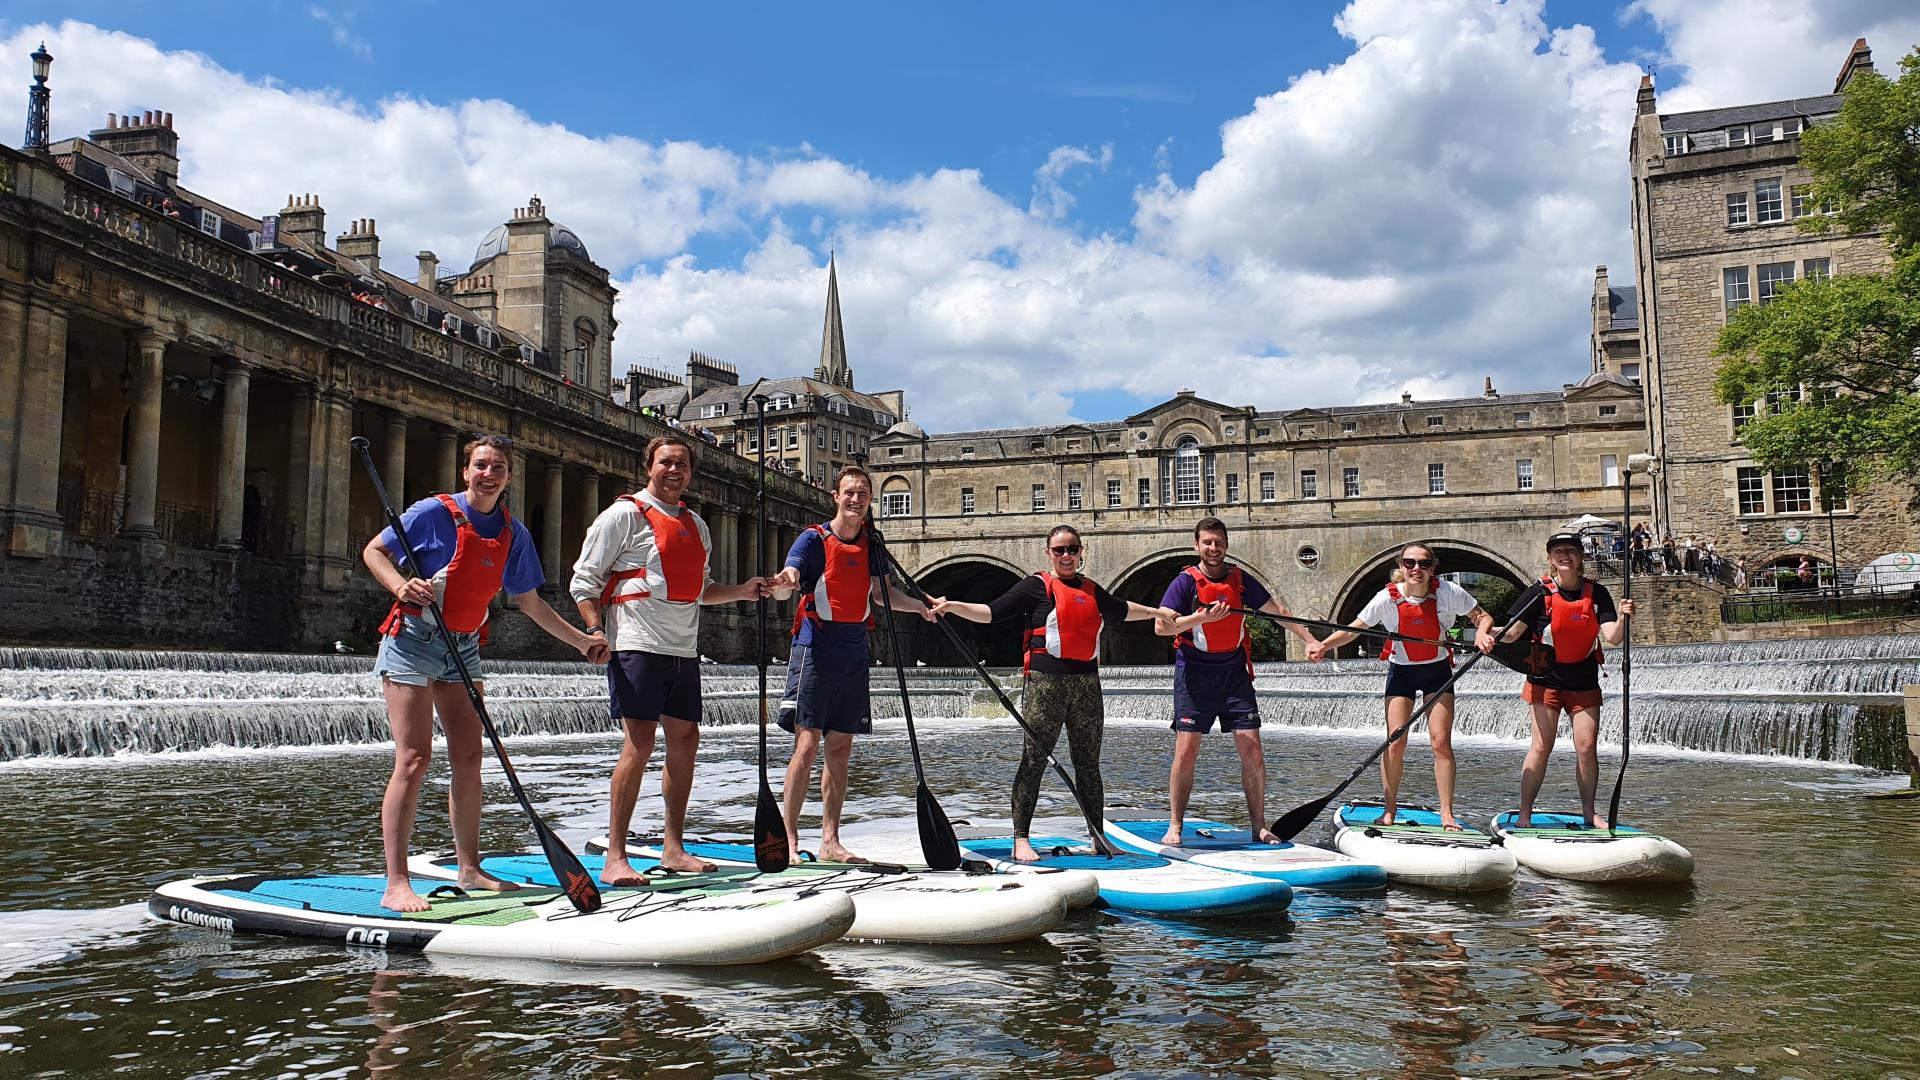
471, 222, 592, 270
887, 420, 927, 440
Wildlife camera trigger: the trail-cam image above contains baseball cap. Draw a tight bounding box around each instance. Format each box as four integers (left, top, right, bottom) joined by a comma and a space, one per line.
1545, 531, 1582, 552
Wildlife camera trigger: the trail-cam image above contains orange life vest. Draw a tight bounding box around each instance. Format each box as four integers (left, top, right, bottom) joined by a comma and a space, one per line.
1024, 571, 1104, 673
1537, 575, 1603, 664
1174, 564, 1253, 676
791, 522, 873, 637
1379, 582, 1449, 665
379, 493, 510, 639
598, 495, 707, 607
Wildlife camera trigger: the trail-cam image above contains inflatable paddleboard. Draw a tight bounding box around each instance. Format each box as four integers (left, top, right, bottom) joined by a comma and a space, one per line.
1101, 819, 1387, 892
957, 835, 1293, 917
1331, 802, 1516, 893
1490, 811, 1695, 884
427, 848, 1066, 946
149, 871, 853, 966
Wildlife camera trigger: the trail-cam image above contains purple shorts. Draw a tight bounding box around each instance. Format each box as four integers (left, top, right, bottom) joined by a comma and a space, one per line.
608, 651, 702, 725
1172, 662, 1261, 733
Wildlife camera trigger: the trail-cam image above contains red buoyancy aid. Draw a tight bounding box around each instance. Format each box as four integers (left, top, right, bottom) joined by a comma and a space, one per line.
1174, 565, 1249, 655
1024, 571, 1104, 673
1379, 582, 1449, 665
599, 495, 707, 607
1538, 575, 1603, 664
792, 522, 872, 637
380, 493, 511, 638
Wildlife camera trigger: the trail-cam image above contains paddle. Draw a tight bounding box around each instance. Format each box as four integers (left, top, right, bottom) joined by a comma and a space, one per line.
1610, 456, 1654, 836
1269, 601, 1537, 843
867, 526, 963, 870
879, 556, 1120, 857
750, 395, 791, 872
348, 436, 601, 914
1234, 606, 1534, 673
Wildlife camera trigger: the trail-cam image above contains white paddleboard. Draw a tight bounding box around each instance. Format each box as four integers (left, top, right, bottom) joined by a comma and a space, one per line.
1331, 802, 1516, 893
1490, 811, 1695, 884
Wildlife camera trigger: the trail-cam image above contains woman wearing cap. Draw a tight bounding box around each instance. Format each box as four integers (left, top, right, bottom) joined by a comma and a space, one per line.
1480, 531, 1634, 829
930, 525, 1177, 862
1307, 544, 1493, 829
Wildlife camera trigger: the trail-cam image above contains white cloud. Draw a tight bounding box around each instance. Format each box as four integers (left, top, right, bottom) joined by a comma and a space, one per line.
1627, 0, 1920, 112
307, 7, 372, 61
1030, 143, 1114, 221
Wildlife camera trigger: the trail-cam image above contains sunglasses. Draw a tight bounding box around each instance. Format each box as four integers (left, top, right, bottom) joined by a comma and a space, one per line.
1400, 558, 1434, 569
1050, 545, 1082, 556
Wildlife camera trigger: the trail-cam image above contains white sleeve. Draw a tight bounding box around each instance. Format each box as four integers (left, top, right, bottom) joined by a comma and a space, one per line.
1440, 580, 1479, 622
569, 504, 634, 606
1356, 589, 1393, 629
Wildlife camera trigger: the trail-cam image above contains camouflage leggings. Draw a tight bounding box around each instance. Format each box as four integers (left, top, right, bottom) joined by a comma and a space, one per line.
1013, 671, 1105, 839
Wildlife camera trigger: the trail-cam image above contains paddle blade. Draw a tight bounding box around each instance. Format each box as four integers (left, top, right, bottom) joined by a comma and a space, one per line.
1270, 795, 1331, 845
1482, 636, 1537, 676
916, 781, 963, 871
532, 819, 601, 914
753, 780, 791, 873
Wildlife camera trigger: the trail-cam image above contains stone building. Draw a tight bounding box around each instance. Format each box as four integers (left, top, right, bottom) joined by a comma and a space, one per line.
870, 379, 1646, 664
0, 109, 827, 655
1628, 38, 1920, 573
1589, 265, 1641, 382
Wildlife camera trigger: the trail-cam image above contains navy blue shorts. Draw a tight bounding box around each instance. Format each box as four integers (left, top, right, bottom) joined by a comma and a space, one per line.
1384, 660, 1455, 701
608, 651, 702, 725
1172, 662, 1260, 733
778, 643, 872, 736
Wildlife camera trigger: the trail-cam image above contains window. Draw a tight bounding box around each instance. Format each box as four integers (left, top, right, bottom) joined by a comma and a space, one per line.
1601, 454, 1620, 487
442, 313, 463, 335
1340, 421, 1356, 434
1755, 179, 1784, 223
817, 427, 827, 450
1426, 415, 1443, 428
198, 208, 222, 236
1427, 463, 1445, 494
996, 485, 1009, 511
961, 487, 975, 515
1726, 193, 1749, 227
1803, 258, 1830, 281
1300, 425, 1316, 437
1513, 411, 1532, 424
1107, 478, 1122, 507
1137, 478, 1151, 506
1599, 404, 1618, 417
1737, 467, 1766, 515
1664, 133, 1687, 156
1257, 426, 1273, 437
769, 393, 794, 410
1723, 267, 1750, 316
816, 463, 827, 484
1174, 437, 1202, 504
1300, 470, 1318, 499
1031, 484, 1047, 512
887, 447, 903, 459
1766, 386, 1803, 415
700, 403, 728, 419
1030, 438, 1046, 452
1758, 261, 1795, 304
826, 398, 851, 416
1066, 439, 1080, 451
1067, 481, 1083, 511
1791, 184, 1811, 218
1732, 399, 1757, 435
1343, 467, 1359, 498
960, 445, 974, 458
1107, 434, 1119, 446
1516, 459, 1534, 491
1259, 472, 1276, 502
1727, 125, 1749, 147
832, 431, 841, 452
747, 432, 759, 452
881, 491, 911, 517
787, 429, 799, 449
1203, 454, 1217, 504
1772, 465, 1811, 513
1225, 474, 1239, 503
1822, 462, 1850, 512
1622, 362, 1641, 382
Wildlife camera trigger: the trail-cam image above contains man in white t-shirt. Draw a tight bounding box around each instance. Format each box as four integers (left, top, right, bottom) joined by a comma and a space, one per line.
570, 434, 770, 882
1307, 544, 1493, 828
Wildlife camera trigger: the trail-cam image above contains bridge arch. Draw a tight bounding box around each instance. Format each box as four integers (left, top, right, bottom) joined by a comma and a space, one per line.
1326, 538, 1532, 658
896, 553, 1029, 666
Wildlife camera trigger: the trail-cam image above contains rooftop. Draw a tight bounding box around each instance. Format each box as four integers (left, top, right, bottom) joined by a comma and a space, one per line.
1660, 94, 1843, 135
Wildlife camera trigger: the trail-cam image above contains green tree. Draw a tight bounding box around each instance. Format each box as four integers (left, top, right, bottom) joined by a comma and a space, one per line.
1458, 574, 1520, 623
1247, 614, 1289, 662
1714, 49, 1920, 493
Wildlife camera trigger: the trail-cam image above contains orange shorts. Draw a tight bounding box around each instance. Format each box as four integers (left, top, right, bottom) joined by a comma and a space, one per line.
1521, 683, 1602, 712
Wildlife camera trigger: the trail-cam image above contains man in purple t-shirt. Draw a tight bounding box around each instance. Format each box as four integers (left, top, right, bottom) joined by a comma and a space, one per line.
1156, 518, 1317, 845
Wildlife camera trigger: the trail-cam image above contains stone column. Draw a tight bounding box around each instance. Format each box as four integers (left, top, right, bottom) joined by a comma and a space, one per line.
712, 507, 736, 583
121, 328, 169, 540
0, 290, 25, 514
214, 360, 252, 550
383, 413, 408, 509
6, 297, 70, 556
435, 429, 460, 495
506, 449, 528, 522
286, 384, 320, 557
318, 390, 354, 590
577, 467, 602, 543
543, 459, 566, 584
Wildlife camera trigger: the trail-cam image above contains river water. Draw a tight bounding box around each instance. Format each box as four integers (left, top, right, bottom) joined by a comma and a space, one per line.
1, 643, 1917, 1077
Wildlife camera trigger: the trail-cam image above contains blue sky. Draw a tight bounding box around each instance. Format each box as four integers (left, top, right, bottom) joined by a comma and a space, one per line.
7, 2, 1917, 430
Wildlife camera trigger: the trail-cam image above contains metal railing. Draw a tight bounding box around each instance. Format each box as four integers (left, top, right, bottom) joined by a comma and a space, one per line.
1719, 565, 1919, 624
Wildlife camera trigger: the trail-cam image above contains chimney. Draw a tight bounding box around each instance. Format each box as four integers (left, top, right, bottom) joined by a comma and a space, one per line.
1400, 390, 1413, 404
685, 351, 740, 397
1483, 376, 1498, 399
1593, 265, 1611, 336
1834, 38, 1874, 93
280, 194, 326, 250
625, 365, 683, 393
417, 251, 439, 289
1636, 73, 1656, 117
89, 109, 181, 185
336, 218, 380, 272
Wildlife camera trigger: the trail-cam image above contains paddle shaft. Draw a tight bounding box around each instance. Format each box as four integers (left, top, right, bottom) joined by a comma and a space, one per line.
349, 437, 601, 914
1234, 607, 1474, 654
867, 527, 962, 869
751, 395, 790, 872
1609, 473, 1634, 836
879, 554, 1117, 856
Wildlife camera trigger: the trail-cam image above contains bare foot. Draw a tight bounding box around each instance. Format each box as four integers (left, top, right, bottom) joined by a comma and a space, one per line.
820, 843, 868, 865
381, 882, 431, 913
1010, 838, 1042, 863
657, 850, 719, 873
453, 869, 521, 894
599, 857, 651, 886
1439, 818, 1464, 832
1255, 829, 1282, 845
1514, 814, 1532, 829
1158, 827, 1184, 846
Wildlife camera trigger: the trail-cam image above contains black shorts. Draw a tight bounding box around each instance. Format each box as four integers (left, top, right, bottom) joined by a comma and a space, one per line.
608, 651, 702, 725
1171, 662, 1260, 733
1384, 660, 1455, 701
778, 643, 872, 736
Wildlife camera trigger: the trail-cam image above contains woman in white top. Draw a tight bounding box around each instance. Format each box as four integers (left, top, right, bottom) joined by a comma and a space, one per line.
1307, 544, 1494, 829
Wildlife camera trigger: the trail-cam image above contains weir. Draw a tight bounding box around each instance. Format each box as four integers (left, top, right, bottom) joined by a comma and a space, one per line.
1, 637, 1914, 766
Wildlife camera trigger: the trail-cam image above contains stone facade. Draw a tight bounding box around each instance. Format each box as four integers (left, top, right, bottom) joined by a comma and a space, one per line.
1628, 41, 1920, 576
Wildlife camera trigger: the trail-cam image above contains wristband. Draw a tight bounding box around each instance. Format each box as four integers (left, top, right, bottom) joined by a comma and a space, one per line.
585, 625, 605, 635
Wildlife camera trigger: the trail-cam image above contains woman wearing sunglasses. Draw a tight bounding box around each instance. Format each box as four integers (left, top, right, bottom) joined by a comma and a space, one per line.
931, 525, 1177, 862
1306, 544, 1493, 830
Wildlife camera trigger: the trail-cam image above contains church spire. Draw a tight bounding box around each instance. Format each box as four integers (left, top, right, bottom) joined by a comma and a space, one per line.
815, 253, 852, 389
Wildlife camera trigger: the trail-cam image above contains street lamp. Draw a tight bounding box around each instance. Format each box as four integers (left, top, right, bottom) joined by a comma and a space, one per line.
1626, 454, 1658, 575
24, 42, 52, 152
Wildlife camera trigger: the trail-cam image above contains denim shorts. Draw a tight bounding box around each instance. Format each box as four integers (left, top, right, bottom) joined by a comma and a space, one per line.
373, 613, 484, 687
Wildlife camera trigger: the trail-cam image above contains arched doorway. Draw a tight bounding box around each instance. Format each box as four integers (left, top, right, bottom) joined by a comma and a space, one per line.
1327, 540, 1530, 658
895, 555, 1026, 666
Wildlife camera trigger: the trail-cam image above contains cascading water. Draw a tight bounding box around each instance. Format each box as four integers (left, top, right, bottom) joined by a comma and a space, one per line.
0, 638, 1912, 766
